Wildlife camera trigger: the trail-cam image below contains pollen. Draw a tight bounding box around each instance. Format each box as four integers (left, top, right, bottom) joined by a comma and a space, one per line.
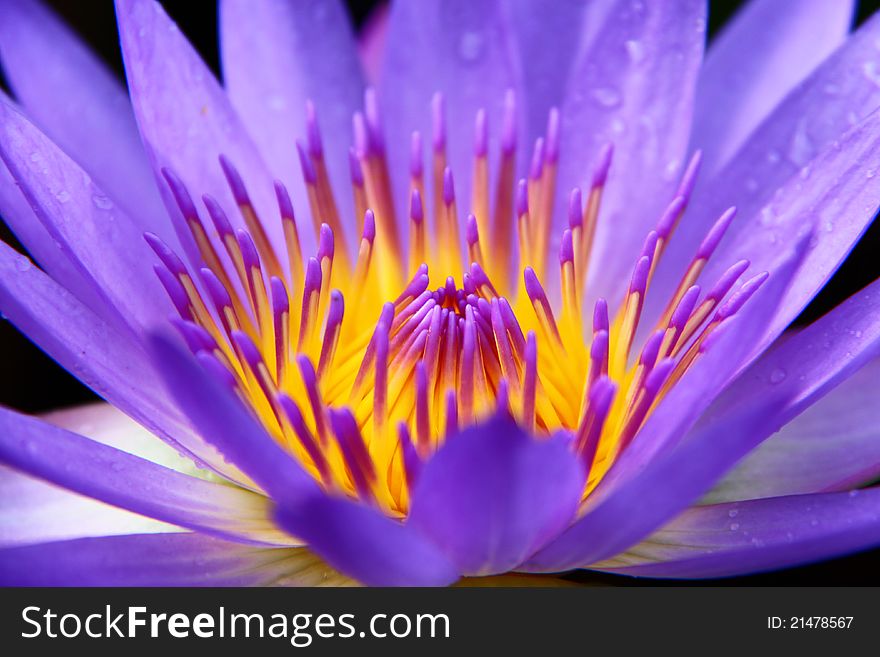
147, 88, 765, 516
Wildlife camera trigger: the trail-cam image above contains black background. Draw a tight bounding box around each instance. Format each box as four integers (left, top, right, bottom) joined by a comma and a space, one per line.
1, 0, 879, 585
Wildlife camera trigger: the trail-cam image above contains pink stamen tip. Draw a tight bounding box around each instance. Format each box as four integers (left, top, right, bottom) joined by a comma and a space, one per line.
516, 179, 529, 216
560, 229, 575, 264
568, 187, 583, 228
231, 329, 264, 374
409, 131, 423, 179
715, 272, 769, 320
270, 276, 289, 314
474, 108, 488, 157
496, 379, 511, 417
277, 394, 328, 481
329, 407, 375, 496
501, 89, 517, 155
466, 214, 480, 246
326, 289, 345, 327
592, 143, 614, 187
523, 267, 547, 304
629, 256, 651, 297
700, 318, 733, 353
498, 298, 526, 350
639, 230, 659, 261
364, 87, 385, 155
639, 330, 665, 369
304, 257, 323, 295
697, 207, 737, 260
655, 195, 686, 240
218, 155, 250, 206
352, 112, 369, 157
589, 376, 617, 418
470, 262, 498, 296
670, 285, 701, 330
398, 423, 422, 487
202, 194, 234, 238
529, 137, 545, 180
305, 99, 323, 158
644, 358, 675, 395
236, 229, 261, 271
154, 266, 192, 319
161, 167, 199, 219
593, 298, 609, 333
409, 188, 424, 224
144, 232, 186, 276
200, 267, 233, 311
362, 209, 376, 242
415, 360, 430, 446
444, 390, 459, 437
707, 259, 750, 303
296, 140, 317, 185
431, 92, 446, 153
318, 223, 335, 262
442, 167, 455, 205
545, 107, 560, 164
676, 150, 703, 201
348, 148, 364, 187
395, 273, 430, 306
171, 317, 215, 354
590, 329, 609, 363
273, 180, 296, 221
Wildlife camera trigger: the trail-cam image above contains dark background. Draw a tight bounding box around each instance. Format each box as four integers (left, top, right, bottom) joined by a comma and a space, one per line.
1, 0, 879, 585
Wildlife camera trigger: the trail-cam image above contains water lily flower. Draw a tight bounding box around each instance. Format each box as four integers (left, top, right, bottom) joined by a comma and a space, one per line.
1, 0, 880, 587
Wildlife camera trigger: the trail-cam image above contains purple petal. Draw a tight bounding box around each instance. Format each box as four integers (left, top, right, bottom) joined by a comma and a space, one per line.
379, 0, 520, 226
597, 489, 880, 578
0, 99, 168, 333
358, 3, 389, 84
524, 241, 808, 572
706, 109, 880, 343
692, 0, 854, 175
0, 242, 249, 486
650, 13, 880, 322
0, 533, 342, 586
0, 406, 290, 546
555, 1, 706, 304
115, 0, 295, 257
275, 496, 459, 586
407, 416, 584, 575
0, 0, 172, 245
703, 275, 880, 502
524, 391, 786, 572
0, 465, 175, 548
504, 0, 615, 144
220, 0, 364, 246
149, 335, 319, 504
0, 124, 110, 319
709, 360, 880, 503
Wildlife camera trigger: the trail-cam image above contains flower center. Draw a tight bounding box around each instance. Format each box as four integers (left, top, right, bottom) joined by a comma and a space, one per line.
146, 89, 764, 516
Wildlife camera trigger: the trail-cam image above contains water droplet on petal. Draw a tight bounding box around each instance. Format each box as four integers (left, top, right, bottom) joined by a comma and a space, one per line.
863, 61, 880, 86
92, 194, 113, 210
55, 190, 71, 203
458, 31, 485, 64
728, 509, 739, 518
625, 39, 645, 63
14, 255, 32, 272
769, 368, 787, 384
729, 522, 740, 531
591, 87, 622, 108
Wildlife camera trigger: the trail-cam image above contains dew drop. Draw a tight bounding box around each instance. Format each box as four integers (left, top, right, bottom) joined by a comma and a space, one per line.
849, 490, 860, 498
591, 87, 622, 108
458, 31, 485, 64
729, 522, 740, 531
810, 519, 819, 527
863, 61, 880, 86
55, 190, 71, 203
728, 509, 739, 518
92, 194, 113, 210
624, 39, 645, 63
769, 368, 787, 384
14, 255, 32, 272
